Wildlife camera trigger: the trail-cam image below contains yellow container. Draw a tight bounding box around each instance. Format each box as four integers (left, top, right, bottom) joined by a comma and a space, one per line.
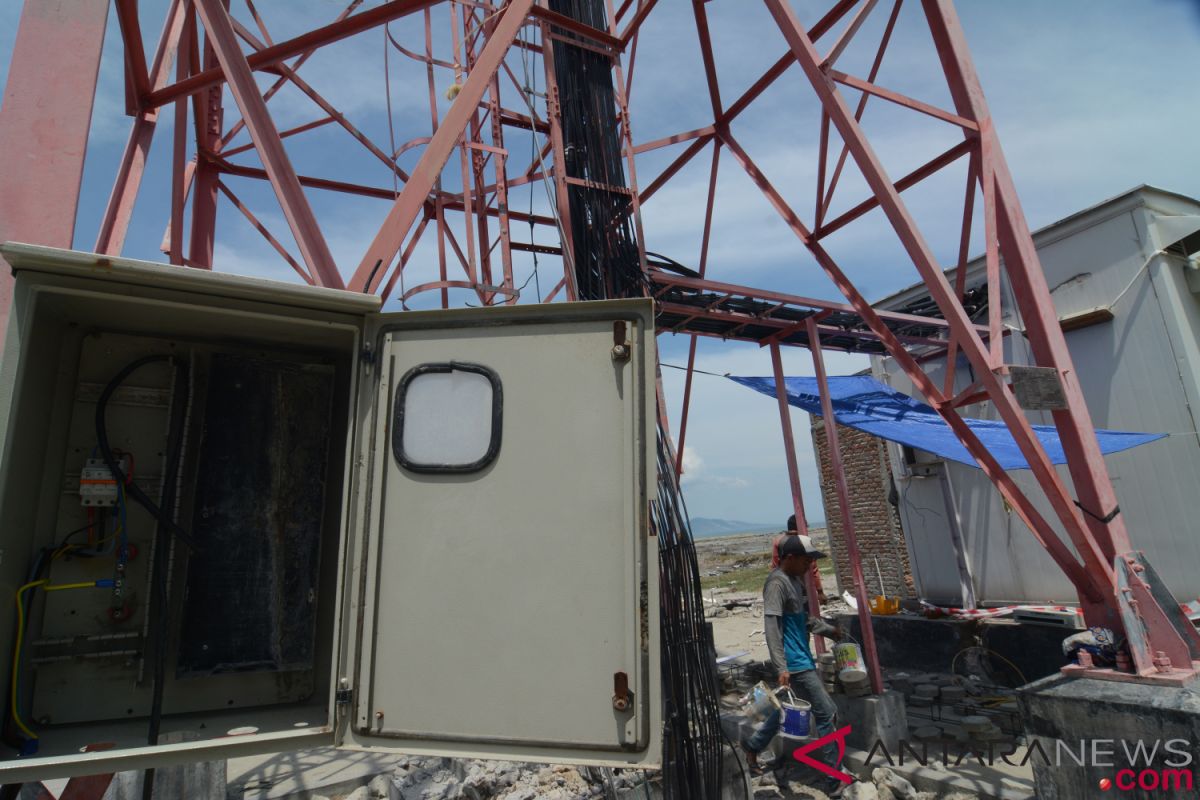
870, 596, 900, 615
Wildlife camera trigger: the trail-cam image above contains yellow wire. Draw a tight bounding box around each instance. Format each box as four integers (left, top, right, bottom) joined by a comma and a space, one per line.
11, 579, 100, 740
11, 580, 46, 740
50, 519, 123, 561
982, 647, 1028, 686
90, 524, 122, 548
950, 646, 1028, 686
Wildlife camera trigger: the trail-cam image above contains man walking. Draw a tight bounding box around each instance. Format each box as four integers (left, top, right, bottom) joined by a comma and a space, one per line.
743, 534, 847, 796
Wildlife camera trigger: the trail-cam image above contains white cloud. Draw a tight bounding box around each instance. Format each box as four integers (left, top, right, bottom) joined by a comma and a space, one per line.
679, 445, 703, 485
712, 476, 750, 489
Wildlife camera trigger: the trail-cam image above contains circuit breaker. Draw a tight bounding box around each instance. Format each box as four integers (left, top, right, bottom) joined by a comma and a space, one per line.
0, 243, 660, 782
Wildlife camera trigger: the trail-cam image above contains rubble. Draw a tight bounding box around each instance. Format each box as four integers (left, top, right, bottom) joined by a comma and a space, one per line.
323, 756, 656, 800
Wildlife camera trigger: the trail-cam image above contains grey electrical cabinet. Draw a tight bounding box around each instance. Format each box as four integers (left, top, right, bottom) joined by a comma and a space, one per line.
0, 243, 659, 782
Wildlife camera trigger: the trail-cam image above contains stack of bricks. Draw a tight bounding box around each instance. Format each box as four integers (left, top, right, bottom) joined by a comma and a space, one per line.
810, 418, 915, 599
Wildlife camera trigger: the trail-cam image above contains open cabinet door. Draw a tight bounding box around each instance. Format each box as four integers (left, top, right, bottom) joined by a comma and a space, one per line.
344, 299, 660, 767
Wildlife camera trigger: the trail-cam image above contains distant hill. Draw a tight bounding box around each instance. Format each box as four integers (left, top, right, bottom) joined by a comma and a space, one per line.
688, 517, 829, 539
689, 517, 779, 538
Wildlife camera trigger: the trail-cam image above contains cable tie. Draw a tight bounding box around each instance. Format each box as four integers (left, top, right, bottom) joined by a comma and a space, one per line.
1073, 500, 1120, 524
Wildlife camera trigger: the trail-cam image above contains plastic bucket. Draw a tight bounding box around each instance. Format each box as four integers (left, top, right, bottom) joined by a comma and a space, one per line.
870, 595, 900, 615
780, 691, 811, 737
747, 681, 782, 720
834, 641, 868, 684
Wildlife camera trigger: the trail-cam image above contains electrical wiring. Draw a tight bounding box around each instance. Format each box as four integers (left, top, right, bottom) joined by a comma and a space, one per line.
524, 21, 542, 303
513, 20, 578, 292
950, 645, 1028, 687
542, 3, 721, 793
10, 578, 114, 743
52, 519, 103, 554
10, 581, 44, 740
117, 450, 135, 484
116, 483, 129, 563
7, 356, 158, 751
42, 582, 109, 593
719, 725, 751, 800
141, 352, 191, 800
56, 494, 125, 561
978, 647, 1027, 686
652, 435, 725, 799
94, 355, 195, 551
7, 486, 130, 749
548, 0, 645, 302
8, 369, 147, 750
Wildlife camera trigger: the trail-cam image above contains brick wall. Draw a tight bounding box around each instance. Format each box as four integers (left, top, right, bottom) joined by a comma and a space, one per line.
810, 418, 915, 599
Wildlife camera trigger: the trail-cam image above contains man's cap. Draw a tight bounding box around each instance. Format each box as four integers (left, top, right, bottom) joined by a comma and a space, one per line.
778, 533, 827, 560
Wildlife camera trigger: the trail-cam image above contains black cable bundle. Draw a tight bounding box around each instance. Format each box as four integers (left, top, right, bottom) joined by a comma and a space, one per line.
548, 0, 646, 302
545, 3, 724, 795
651, 435, 726, 800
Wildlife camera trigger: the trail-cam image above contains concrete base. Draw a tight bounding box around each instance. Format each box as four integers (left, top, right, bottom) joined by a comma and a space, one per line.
833, 689, 908, 752
837, 613, 1073, 684
1019, 673, 1200, 799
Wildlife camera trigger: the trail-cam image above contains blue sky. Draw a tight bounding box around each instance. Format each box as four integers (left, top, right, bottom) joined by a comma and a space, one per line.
2, 1, 1198, 526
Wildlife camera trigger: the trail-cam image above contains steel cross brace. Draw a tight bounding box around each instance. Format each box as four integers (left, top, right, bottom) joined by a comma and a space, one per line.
352, 0, 536, 293
194, 0, 343, 287
747, 0, 1192, 676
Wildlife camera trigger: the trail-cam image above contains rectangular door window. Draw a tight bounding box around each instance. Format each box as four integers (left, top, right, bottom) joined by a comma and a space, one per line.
394, 362, 502, 473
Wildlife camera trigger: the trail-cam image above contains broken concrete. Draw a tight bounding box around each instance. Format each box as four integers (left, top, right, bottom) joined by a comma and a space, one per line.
1019, 673, 1200, 800
843, 745, 1034, 800
833, 690, 908, 752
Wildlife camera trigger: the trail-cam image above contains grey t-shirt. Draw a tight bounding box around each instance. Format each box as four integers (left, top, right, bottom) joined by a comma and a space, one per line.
762, 569, 836, 673
763, 569, 809, 618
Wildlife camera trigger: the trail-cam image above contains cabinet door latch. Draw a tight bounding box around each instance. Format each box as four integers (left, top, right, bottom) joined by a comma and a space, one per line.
612, 671, 631, 712
612, 321, 631, 362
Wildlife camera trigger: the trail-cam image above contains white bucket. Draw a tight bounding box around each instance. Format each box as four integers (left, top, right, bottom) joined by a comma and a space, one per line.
780, 690, 812, 738
833, 641, 868, 684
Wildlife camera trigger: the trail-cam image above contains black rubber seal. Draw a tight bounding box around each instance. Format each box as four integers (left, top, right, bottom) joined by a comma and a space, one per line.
393, 361, 502, 473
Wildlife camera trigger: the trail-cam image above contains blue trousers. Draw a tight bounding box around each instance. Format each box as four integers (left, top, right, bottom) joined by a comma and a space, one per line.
744, 669, 838, 768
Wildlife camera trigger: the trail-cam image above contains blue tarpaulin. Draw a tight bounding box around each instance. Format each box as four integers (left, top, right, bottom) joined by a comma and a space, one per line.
729, 375, 1166, 470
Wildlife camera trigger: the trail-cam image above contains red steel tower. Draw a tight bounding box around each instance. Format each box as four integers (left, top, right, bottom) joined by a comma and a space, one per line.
1, 0, 1197, 691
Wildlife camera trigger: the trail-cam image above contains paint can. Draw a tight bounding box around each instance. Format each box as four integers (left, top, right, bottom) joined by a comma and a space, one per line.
779, 690, 811, 738
833, 641, 868, 684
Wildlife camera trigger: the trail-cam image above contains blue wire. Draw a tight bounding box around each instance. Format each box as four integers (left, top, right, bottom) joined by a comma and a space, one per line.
117, 484, 128, 565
